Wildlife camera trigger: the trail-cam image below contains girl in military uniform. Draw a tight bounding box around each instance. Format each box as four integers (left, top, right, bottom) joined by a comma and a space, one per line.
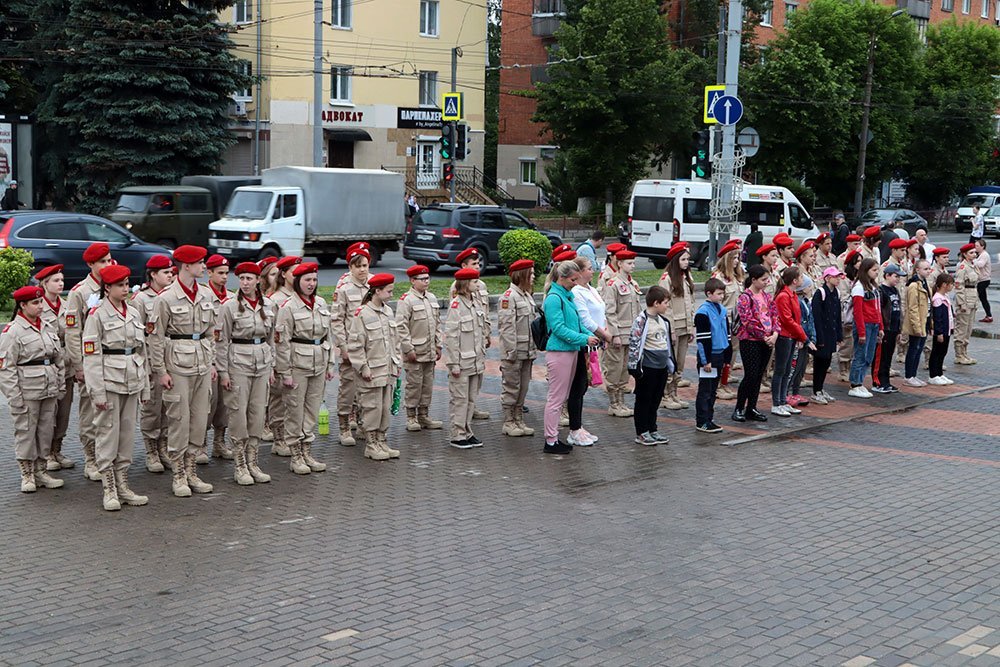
600, 249, 642, 418
657, 242, 695, 410
275, 262, 335, 475
36, 264, 75, 471
259, 256, 280, 296
953, 243, 979, 365
445, 268, 488, 448
0, 286, 66, 493
331, 248, 370, 446
217, 262, 275, 485
263, 256, 301, 457
497, 259, 537, 437
395, 265, 443, 432
83, 265, 151, 511
132, 255, 174, 472
348, 273, 402, 460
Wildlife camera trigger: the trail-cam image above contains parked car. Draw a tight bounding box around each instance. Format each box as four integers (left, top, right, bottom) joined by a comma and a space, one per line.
983, 204, 1000, 237
859, 208, 927, 237
402, 203, 562, 271
0, 211, 171, 284
954, 187, 1000, 233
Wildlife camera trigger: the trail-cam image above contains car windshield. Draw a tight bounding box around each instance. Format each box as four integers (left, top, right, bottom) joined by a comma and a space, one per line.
413, 209, 451, 227
960, 194, 993, 208
987, 205, 1000, 217
861, 210, 893, 221
115, 194, 150, 213
224, 191, 273, 220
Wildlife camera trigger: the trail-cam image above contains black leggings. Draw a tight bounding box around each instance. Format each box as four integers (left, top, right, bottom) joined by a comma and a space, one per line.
567, 350, 588, 430
812, 354, 833, 394
736, 339, 772, 412
929, 335, 950, 378
977, 281, 992, 318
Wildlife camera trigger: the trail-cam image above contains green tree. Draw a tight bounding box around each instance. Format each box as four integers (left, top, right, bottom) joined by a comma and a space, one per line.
483, 0, 501, 186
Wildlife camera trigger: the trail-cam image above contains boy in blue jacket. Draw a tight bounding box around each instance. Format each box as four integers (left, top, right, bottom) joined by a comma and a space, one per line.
694, 278, 732, 433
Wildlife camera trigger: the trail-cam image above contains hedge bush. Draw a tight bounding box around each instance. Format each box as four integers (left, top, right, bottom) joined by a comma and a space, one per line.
498, 229, 553, 285
0, 247, 34, 311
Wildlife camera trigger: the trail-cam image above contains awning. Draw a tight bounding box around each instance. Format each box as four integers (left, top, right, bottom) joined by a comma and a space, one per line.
325, 129, 372, 142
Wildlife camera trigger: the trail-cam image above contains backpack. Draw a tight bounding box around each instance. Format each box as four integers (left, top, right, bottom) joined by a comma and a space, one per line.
530, 310, 548, 350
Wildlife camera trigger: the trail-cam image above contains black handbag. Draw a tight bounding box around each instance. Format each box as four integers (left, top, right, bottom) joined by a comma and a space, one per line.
530, 310, 549, 351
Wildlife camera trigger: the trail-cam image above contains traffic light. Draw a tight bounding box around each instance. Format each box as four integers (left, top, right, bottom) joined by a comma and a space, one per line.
442, 163, 454, 183
692, 129, 711, 180
455, 123, 469, 160
440, 122, 454, 160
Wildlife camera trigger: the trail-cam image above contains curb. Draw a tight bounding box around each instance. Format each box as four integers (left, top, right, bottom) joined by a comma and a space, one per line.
972, 328, 1000, 340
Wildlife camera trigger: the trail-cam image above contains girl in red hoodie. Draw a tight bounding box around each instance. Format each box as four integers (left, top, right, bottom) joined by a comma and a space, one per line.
848, 258, 883, 398
771, 267, 808, 416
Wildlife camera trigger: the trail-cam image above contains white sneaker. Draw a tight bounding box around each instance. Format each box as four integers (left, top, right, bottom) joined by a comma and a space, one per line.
848, 386, 871, 399
903, 377, 922, 388
785, 404, 802, 414
810, 393, 829, 405
940, 375, 955, 385
822, 390, 836, 402
771, 405, 790, 417
861, 386, 874, 398
567, 431, 594, 447
927, 376, 946, 386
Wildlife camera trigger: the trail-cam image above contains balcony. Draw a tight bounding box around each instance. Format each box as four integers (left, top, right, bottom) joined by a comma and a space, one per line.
532, 0, 565, 38
530, 64, 550, 85
896, 0, 930, 20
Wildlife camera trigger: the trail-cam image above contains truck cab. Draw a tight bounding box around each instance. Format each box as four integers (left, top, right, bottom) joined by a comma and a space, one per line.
108, 185, 215, 249
209, 186, 304, 261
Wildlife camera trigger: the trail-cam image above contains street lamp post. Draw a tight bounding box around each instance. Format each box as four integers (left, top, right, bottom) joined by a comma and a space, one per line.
852, 9, 905, 220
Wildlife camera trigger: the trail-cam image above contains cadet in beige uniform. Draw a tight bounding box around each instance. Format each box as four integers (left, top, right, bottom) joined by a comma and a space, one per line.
259, 256, 280, 297
205, 254, 234, 461
217, 262, 275, 485
597, 243, 626, 291
395, 264, 443, 432
264, 255, 300, 457
449, 247, 492, 421
445, 268, 488, 448
331, 249, 370, 445
710, 242, 743, 399
275, 262, 334, 474
601, 249, 642, 417
953, 244, 979, 365
148, 245, 218, 497
36, 264, 75, 471
658, 242, 696, 409
132, 254, 174, 472
859, 226, 881, 263
813, 233, 837, 274
0, 286, 66, 493
498, 259, 537, 436
82, 265, 150, 511
348, 273, 403, 460
64, 242, 114, 482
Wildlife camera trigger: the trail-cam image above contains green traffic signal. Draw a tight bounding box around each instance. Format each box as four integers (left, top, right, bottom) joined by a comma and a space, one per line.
440, 123, 454, 160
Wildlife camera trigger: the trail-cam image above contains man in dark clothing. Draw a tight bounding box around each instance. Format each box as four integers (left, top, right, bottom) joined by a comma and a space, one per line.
831, 211, 849, 255
744, 224, 763, 267
878, 224, 900, 263
1, 180, 22, 211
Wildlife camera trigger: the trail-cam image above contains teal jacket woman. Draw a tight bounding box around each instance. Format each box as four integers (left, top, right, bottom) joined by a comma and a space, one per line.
543, 283, 591, 351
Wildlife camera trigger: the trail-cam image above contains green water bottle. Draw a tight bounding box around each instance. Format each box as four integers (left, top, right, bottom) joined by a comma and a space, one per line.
390, 377, 403, 415
318, 401, 330, 435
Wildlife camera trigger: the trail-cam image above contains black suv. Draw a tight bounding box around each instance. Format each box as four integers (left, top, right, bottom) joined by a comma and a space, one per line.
403, 204, 562, 271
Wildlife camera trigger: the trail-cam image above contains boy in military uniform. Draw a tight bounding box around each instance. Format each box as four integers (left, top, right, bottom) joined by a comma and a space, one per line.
395, 264, 443, 432
132, 254, 174, 472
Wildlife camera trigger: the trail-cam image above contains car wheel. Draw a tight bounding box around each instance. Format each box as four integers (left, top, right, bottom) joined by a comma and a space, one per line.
257, 246, 280, 261
155, 238, 176, 250
317, 254, 337, 267
652, 258, 667, 270
368, 245, 381, 268
423, 261, 442, 273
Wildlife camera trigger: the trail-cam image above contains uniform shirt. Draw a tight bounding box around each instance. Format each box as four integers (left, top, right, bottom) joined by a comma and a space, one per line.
710, 271, 742, 317
444, 294, 487, 375
274, 293, 334, 380
207, 283, 233, 305
331, 277, 367, 351
497, 283, 537, 361
656, 273, 695, 334
272, 285, 295, 308
348, 301, 402, 388
215, 295, 276, 379
814, 250, 838, 274
63, 274, 101, 377
597, 263, 618, 291
601, 273, 642, 341
954, 261, 980, 312
40, 294, 67, 347
449, 278, 490, 331
0, 313, 65, 404
395, 288, 441, 362
148, 279, 219, 377
131, 286, 164, 326
82, 299, 150, 405
858, 243, 880, 264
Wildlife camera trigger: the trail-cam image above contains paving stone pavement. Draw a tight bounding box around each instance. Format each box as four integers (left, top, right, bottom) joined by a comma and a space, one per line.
0, 326, 997, 666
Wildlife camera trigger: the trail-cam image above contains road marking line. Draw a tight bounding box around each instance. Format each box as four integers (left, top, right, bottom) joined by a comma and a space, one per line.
841, 657, 876, 667
959, 644, 991, 656
322, 629, 359, 642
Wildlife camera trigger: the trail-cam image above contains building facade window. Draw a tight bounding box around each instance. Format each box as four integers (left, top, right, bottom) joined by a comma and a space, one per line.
419, 71, 438, 106
982, 0, 990, 17
234, 61, 253, 100
520, 160, 537, 185
784, 2, 797, 25
761, 7, 773, 25
420, 0, 439, 37
942, 0, 954, 11
331, 66, 352, 103
332, 0, 352, 28
963, 0, 971, 13
234, 0, 252, 24
915, 17, 929, 44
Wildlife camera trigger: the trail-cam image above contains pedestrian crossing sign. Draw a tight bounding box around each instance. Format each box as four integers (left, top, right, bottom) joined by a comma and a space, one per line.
442, 92, 464, 121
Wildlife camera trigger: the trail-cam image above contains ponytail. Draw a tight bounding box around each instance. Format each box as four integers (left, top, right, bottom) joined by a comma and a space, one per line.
361, 286, 376, 306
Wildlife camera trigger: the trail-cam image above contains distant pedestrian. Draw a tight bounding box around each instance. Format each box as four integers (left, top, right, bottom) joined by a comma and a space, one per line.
974, 238, 993, 323
928, 273, 956, 385
744, 223, 763, 267
831, 211, 849, 256
1, 180, 22, 211
872, 265, 903, 393
810, 267, 843, 404
694, 278, 730, 433
902, 259, 932, 387
627, 285, 675, 445
732, 265, 779, 423
970, 205, 985, 244
914, 228, 936, 261
576, 230, 605, 271
848, 258, 883, 399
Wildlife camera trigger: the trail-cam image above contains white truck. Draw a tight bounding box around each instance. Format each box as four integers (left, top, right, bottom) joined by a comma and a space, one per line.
207, 166, 406, 265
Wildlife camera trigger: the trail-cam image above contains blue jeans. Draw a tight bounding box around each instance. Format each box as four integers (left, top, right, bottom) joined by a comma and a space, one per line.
904, 335, 926, 379
850, 323, 880, 386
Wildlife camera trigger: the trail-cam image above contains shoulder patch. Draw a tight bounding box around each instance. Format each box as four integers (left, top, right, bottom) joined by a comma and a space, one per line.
2, 324, 10, 334
451, 299, 460, 309
617, 282, 631, 295
354, 307, 362, 316
503, 289, 511, 297
65, 314, 77, 328
500, 299, 509, 309
88, 306, 98, 316
214, 329, 221, 342
84, 341, 96, 355
400, 292, 407, 300
146, 321, 155, 335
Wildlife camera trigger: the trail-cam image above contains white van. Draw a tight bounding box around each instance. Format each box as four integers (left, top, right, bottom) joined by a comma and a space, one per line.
625, 179, 817, 268
954, 186, 1000, 234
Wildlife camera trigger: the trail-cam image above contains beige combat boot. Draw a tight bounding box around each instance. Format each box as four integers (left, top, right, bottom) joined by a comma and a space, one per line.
417, 408, 442, 430
18, 460, 36, 493
101, 469, 121, 511
83, 441, 101, 481
34, 461, 64, 489
380, 432, 400, 459
502, 408, 524, 437
677, 378, 692, 388
301, 442, 327, 472
271, 426, 291, 457
170, 453, 192, 497
158, 436, 171, 468
611, 392, 633, 417
716, 385, 737, 400
145, 438, 165, 473
115, 466, 148, 506
338, 415, 356, 446
288, 443, 311, 475
406, 408, 422, 432
185, 453, 213, 493
606, 391, 618, 416
47, 438, 73, 470
472, 406, 490, 420
261, 424, 275, 441
233, 440, 254, 485
364, 432, 390, 461
514, 409, 535, 436
212, 428, 234, 460
246, 439, 271, 483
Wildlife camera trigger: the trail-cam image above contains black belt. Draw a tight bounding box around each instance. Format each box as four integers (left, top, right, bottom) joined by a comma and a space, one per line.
20, 358, 53, 366
232, 337, 266, 345
169, 331, 211, 341
291, 335, 327, 345
102, 347, 135, 355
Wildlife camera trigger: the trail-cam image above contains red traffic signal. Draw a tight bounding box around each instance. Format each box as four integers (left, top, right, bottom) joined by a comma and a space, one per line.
442, 163, 454, 183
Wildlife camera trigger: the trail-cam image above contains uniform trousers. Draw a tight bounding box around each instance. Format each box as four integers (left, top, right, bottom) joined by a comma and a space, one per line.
267, 381, 285, 442
77, 384, 97, 449
163, 372, 211, 457
223, 372, 269, 445
839, 324, 855, 369
11, 398, 57, 461
665, 331, 689, 398
403, 360, 435, 411
601, 344, 628, 395
53, 377, 74, 445
207, 375, 228, 432
448, 372, 483, 441
500, 358, 532, 411
337, 360, 358, 417
94, 392, 138, 473
954, 309, 974, 356
140, 377, 165, 442
358, 384, 393, 434
283, 370, 326, 446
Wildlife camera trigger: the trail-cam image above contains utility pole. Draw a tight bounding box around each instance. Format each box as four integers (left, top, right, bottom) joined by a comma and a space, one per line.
449, 47, 459, 203
313, 0, 324, 167
709, 0, 742, 262
708, 3, 727, 261
253, 0, 262, 175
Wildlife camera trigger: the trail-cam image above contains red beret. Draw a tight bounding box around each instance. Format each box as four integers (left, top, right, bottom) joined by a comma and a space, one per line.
816, 232, 830, 243
83, 242, 111, 264
772, 233, 794, 248
34, 264, 64, 282
346, 242, 370, 255
756, 243, 777, 257
347, 249, 370, 264
554, 250, 577, 262
845, 249, 861, 266
606, 242, 626, 255
551, 243, 573, 258
406, 264, 430, 278
615, 249, 637, 260
933, 247, 950, 256
863, 226, 881, 238
173, 245, 207, 264
456, 247, 479, 264
258, 256, 279, 268
906, 238, 919, 247
146, 255, 172, 270
794, 240, 815, 259
206, 254, 229, 269
276, 256, 302, 270
667, 241, 690, 261
846, 234, 862, 242
960, 243, 976, 254
12, 285, 44, 302
234, 261, 261, 276
99, 264, 131, 285
889, 239, 908, 250
292, 262, 319, 276
509, 259, 534, 273
454, 268, 480, 281
368, 273, 395, 288
717, 241, 739, 258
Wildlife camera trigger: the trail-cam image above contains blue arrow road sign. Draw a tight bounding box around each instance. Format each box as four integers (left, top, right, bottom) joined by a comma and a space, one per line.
715, 95, 743, 126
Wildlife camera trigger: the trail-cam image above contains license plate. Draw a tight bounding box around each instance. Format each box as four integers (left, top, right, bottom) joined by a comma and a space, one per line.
217, 247, 232, 255
215, 239, 239, 248
633, 233, 649, 241
417, 233, 434, 242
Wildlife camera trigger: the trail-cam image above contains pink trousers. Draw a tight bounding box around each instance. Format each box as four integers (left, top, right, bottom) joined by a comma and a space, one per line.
544, 352, 579, 442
